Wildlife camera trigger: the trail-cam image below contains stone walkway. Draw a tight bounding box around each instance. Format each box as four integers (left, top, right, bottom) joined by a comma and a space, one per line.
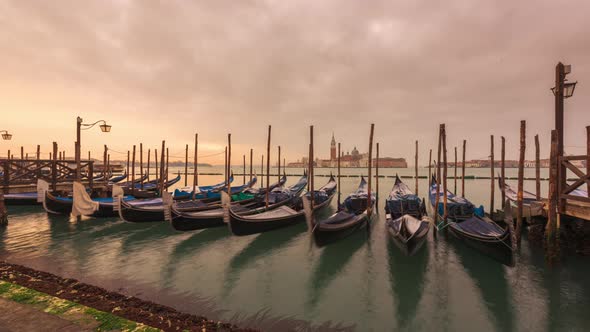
0, 297, 91, 332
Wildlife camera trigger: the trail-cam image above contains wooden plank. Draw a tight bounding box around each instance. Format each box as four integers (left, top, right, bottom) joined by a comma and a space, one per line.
562, 194, 590, 204
562, 155, 587, 161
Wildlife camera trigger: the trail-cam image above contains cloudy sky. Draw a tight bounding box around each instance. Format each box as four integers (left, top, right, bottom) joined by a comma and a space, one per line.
1, 0, 589, 165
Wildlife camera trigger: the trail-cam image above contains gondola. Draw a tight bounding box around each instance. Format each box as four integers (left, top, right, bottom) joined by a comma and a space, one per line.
227, 174, 331, 236
385, 175, 430, 255
385, 175, 426, 220
43, 191, 135, 217
108, 172, 128, 183
430, 176, 513, 263
173, 176, 257, 201
309, 177, 374, 246
498, 176, 544, 219
117, 173, 148, 188
173, 173, 234, 198
4, 192, 40, 206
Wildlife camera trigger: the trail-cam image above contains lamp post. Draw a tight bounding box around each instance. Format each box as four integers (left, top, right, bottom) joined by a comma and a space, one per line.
76, 117, 111, 181
1, 130, 12, 141
552, 62, 577, 212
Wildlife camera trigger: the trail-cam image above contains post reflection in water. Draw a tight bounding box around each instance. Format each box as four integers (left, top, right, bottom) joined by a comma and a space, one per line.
0, 166, 589, 331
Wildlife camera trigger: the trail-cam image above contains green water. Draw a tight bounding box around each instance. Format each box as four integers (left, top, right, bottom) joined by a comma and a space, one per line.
1, 166, 589, 331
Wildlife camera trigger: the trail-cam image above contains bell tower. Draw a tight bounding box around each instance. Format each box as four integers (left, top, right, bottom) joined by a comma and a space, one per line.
330, 133, 336, 160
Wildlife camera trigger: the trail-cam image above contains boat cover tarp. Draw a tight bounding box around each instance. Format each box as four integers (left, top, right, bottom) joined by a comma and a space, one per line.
452, 216, 505, 238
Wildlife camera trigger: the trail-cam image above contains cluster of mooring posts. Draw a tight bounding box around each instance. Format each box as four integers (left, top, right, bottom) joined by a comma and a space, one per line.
0, 62, 589, 263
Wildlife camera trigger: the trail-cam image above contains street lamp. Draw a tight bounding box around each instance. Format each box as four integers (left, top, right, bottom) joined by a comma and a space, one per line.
551, 80, 577, 98
0, 130, 12, 140
76, 117, 111, 181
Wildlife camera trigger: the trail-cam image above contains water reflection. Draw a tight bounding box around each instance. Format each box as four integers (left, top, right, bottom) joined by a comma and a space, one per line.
306, 229, 367, 311
387, 236, 428, 329
223, 223, 306, 298
450, 237, 514, 332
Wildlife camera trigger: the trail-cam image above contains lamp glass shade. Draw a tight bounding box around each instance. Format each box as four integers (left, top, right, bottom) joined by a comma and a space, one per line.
100, 124, 112, 132
564, 82, 577, 98
1, 133, 12, 140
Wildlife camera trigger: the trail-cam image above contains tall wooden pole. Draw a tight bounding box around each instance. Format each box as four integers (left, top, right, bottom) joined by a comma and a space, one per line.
131, 145, 136, 195
516, 120, 526, 246
376, 142, 379, 210
52, 143, 58, 191
140, 143, 144, 189
428, 149, 432, 182
184, 144, 188, 186
154, 149, 158, 186
249, 148, 253, 182
227, 134, 231, 198
198, 134, 199, 188
307, 143, 311, 192
337, 142, 341, 206
367, 124, 374, 217
415, 140, 419, 195
107, 154, 110, 183
278, 145, 281, 182
555, 62, 566, 213
103, 145, 108, 180
260, 155, 264, 188
309, 126, 314, 209
243, 154, 246, 185
442, 125, 448, 224
265, 126, 271, 208
126, 150, 130, 179
490, 135, 495, 219
546, 130, 559, 261
535, 134, 541, 200
587, 126, 590, 197
146, 149, 150, 182
501, 136, 506, 207
434, 125, 442, 225
224, 147, 227, 186
461, 140, 466, 197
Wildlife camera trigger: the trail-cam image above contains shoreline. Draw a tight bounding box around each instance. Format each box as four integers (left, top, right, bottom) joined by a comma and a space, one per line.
0, 261, 256, 332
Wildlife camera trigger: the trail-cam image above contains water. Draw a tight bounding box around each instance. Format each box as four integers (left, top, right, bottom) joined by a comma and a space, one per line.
2, 166, 590, 331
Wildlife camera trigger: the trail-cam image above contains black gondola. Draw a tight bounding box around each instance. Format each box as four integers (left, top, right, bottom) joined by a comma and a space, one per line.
384, 175, 430, 255
227, 174, 335, 236
4, 192, 40, 206
309, 177, 374, 246
117, 197, 167, 222
43, 191, 135, 218
430, 175, 513, 263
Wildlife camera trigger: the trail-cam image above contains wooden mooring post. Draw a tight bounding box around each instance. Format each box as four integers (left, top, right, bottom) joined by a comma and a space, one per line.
516, 120, 526, 247
535, 134, 541, 200
490, 135, 495, 219
461, 139, 466, 198
278, 145, 281, 182
587, 126, 589, 197
146, 149, 150, 182
227, 134, 232, 198
140, 144, 144, 190
103, 145, 108, 180
337, 142, 341, 205
309, 126, 314, 209
428, 149, 432, 183
184, 144, 188, 187
154, 149, 158, 187
260, 155, 264, 188
501, 136, 506, 206
546, 130, 560, 262
224, 147, 227, 186
265, 126, 271, 208
442, 124, 448, 226
192, 134, 198, 200
131, 145, 136, 196
434, 125, 442, 228
52, 142, 58, 191
415, 140, 419, 195
249, 148, 253, 182
367, 124, 374, 217
159, 141, 165, 194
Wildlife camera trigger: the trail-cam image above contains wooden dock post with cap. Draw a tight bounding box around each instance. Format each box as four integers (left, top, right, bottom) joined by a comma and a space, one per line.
535, 134, 541, 200
442, 124, 448, 225
461, 139, 466, 198
309, 126, 314, 209
490, 135, 495, 219
367, 124, 374, 217
516, 120, 526, 247
265, 126, 271, 208
415, 140, 419, 195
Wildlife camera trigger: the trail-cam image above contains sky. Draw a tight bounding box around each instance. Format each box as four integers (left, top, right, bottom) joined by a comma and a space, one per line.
1, 0, 589, 166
